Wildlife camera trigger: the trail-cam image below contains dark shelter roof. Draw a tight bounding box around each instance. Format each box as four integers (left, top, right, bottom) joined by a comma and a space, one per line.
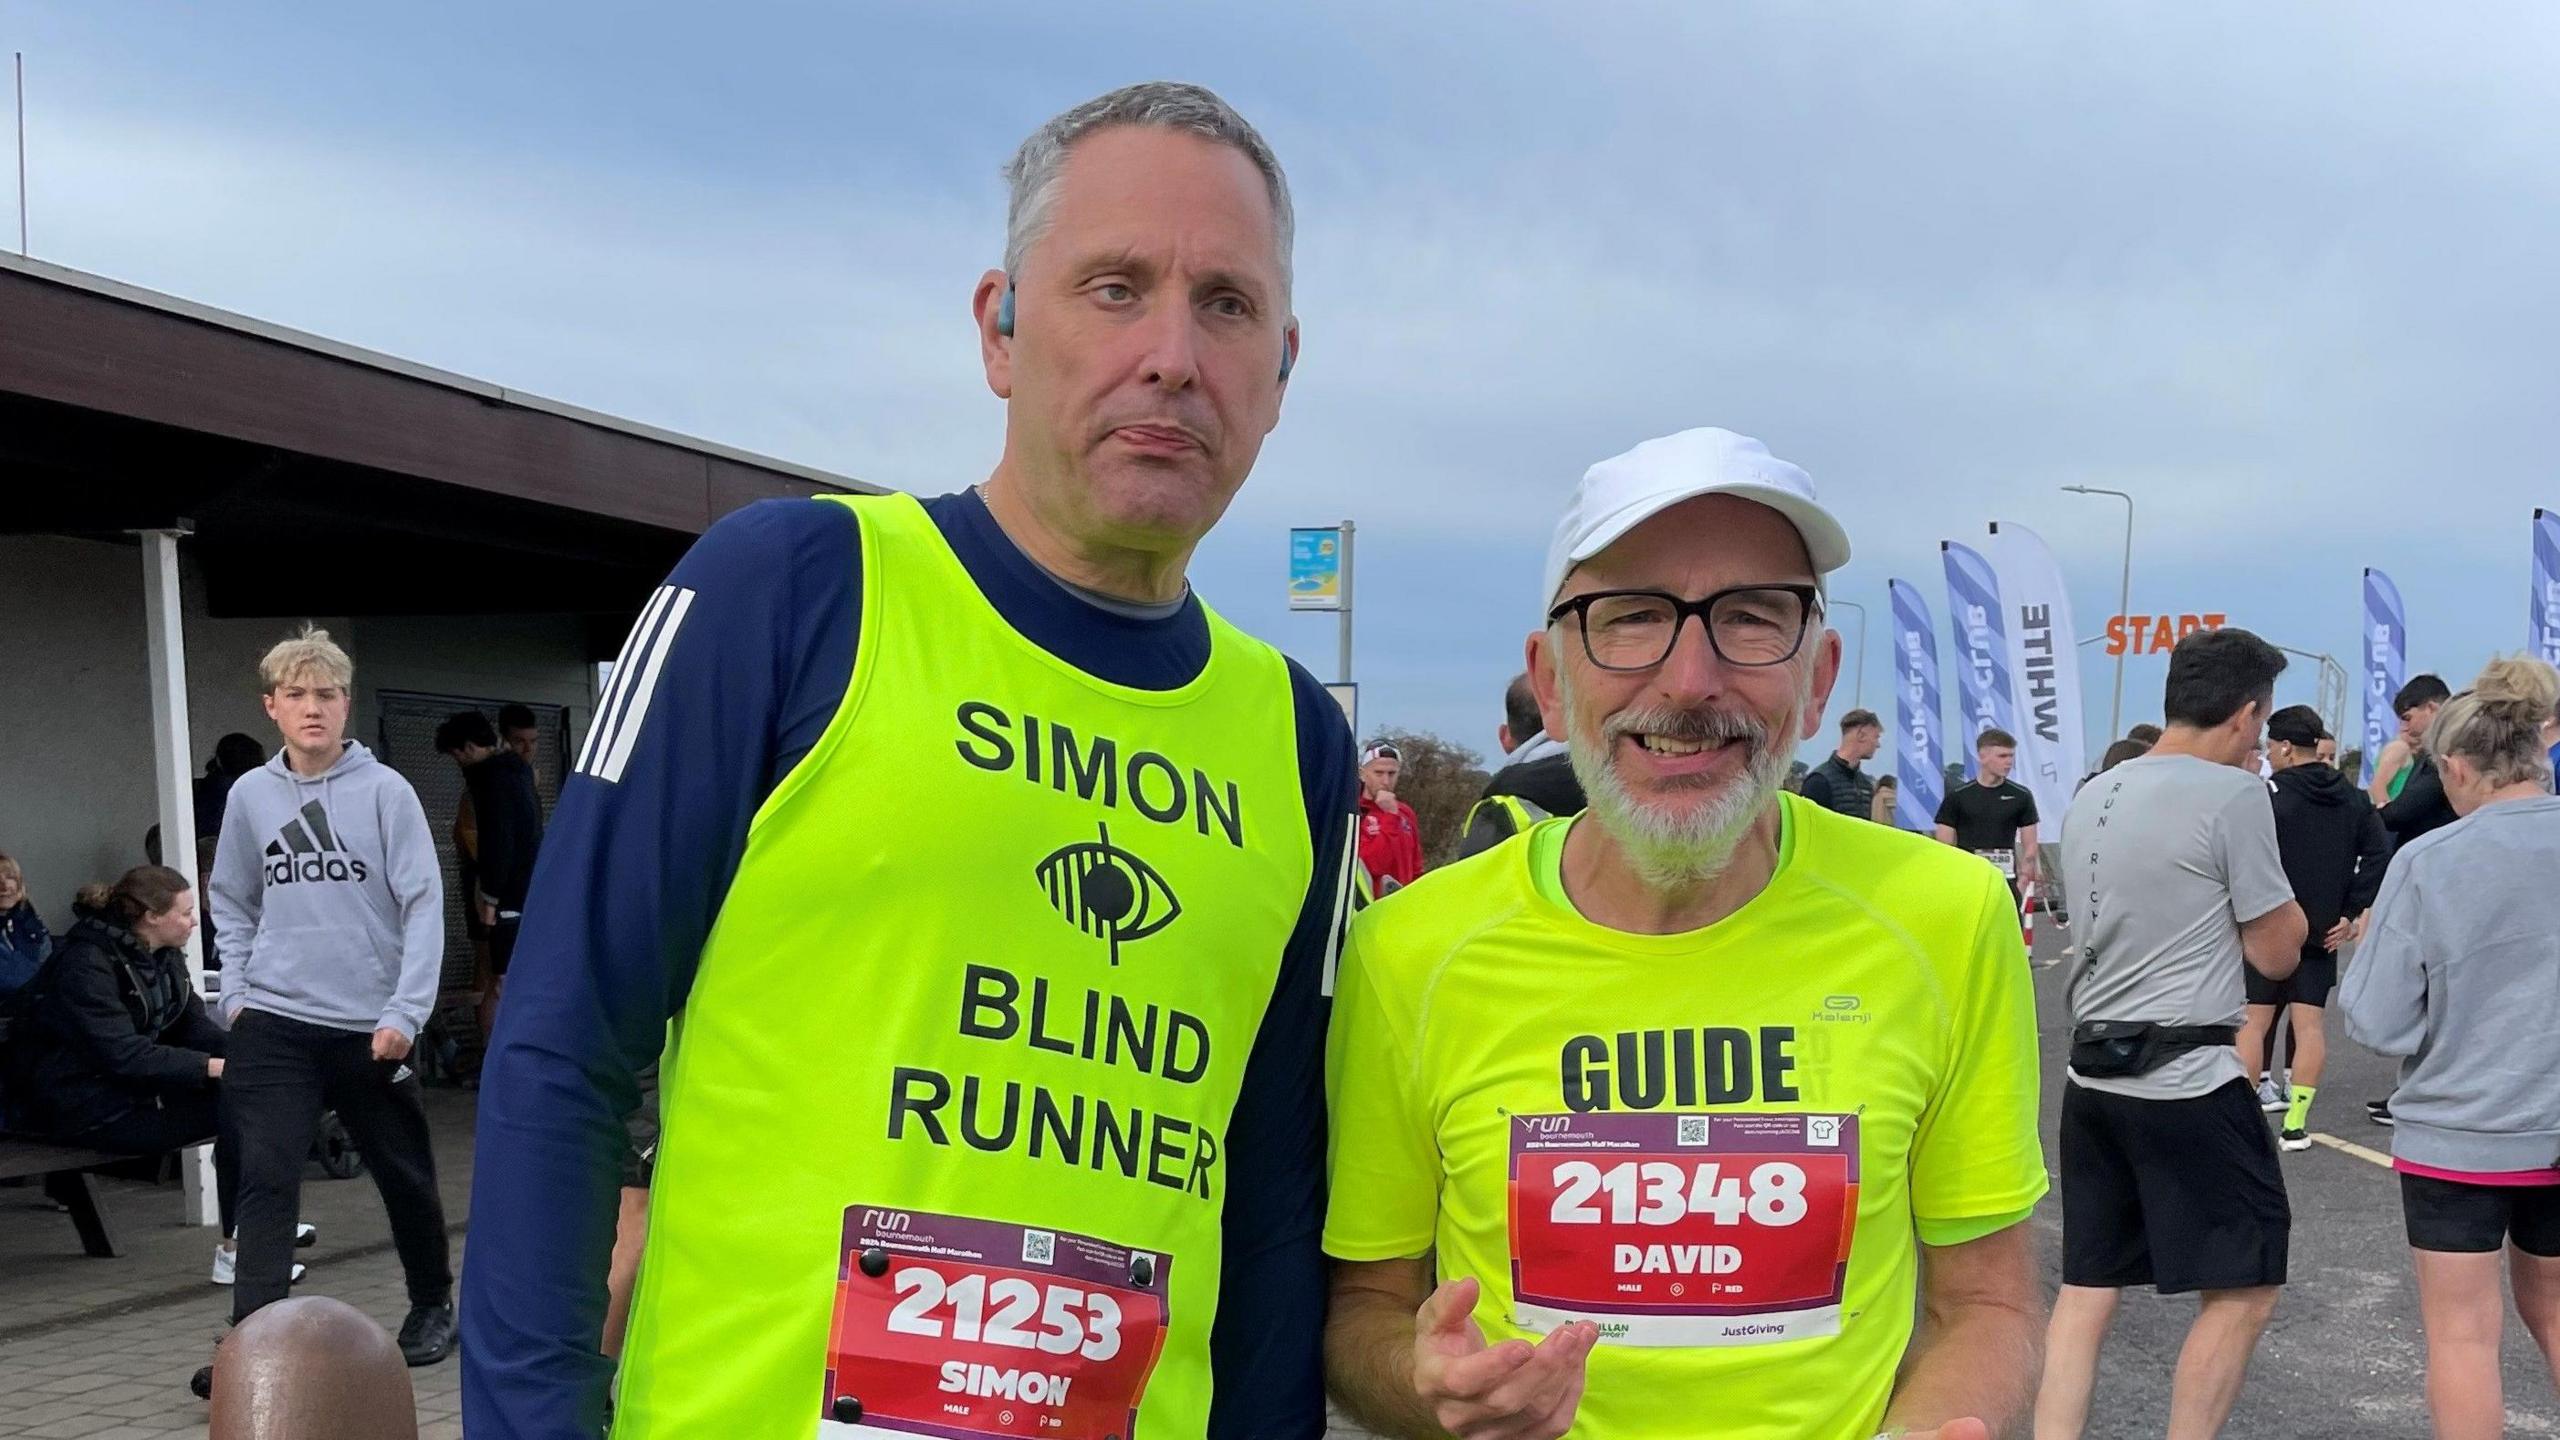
0, 253, 877, 653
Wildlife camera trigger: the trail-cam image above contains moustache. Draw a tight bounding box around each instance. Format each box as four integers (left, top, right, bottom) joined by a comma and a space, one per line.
1599, 705, 1772, 748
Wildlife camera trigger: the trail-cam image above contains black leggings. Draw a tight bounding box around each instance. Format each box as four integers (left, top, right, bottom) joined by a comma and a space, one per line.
64, 1091, 238, 1235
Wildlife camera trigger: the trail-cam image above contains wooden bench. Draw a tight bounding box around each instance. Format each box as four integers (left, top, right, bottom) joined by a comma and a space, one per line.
0, 1011, 137, 1257
0, 1136, 127, 1257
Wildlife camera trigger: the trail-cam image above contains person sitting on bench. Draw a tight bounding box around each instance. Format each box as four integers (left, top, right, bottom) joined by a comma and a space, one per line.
0, 851, 51, 997
5, 865, 312, 1282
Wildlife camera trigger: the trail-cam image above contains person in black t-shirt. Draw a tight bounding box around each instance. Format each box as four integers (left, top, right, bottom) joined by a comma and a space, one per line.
1935, 727, 2041, 894
434, 710, 546, 1042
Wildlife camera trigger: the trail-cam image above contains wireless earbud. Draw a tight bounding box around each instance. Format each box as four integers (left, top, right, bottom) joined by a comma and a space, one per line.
1001, 280, 1294, 382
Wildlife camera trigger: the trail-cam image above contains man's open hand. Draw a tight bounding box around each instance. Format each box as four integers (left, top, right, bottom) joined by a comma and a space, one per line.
1409, 1276, 1597, 1440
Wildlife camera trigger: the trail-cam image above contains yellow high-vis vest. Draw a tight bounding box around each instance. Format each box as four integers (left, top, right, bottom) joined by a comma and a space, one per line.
613, 493, 1316, 1439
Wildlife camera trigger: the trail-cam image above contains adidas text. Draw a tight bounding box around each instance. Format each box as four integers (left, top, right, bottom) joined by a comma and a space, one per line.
266, 854, 370, 886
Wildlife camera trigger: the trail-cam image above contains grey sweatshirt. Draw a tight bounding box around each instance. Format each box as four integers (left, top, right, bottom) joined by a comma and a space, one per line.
2340, 793, 2560, 1173
208, 741, 445, 1040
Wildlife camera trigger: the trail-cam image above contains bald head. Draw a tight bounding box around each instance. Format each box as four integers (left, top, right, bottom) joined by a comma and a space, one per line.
210, 1298, 418, 1440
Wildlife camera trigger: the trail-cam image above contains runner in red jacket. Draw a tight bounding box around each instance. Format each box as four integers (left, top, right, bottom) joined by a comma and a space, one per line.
1358, 743, 1426, 891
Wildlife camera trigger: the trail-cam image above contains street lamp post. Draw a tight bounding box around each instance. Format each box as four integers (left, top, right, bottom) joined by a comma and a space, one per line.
2061, 485, 2134, 742
2271, 645, 2352, 744
1830, 598, 1867, 711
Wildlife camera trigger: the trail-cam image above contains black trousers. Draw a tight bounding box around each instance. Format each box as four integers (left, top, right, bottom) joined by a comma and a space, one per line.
486, 916, 521, 977
223, 1009, 451, 1322
67, 1091, 238, 1234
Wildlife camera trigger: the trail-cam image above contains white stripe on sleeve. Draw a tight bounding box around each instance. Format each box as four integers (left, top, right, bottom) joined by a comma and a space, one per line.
577, 585, 676, 775
590, 587, 698, 785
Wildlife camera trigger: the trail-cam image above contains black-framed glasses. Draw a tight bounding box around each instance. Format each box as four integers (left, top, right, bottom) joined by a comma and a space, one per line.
1545, 584, 1822, 672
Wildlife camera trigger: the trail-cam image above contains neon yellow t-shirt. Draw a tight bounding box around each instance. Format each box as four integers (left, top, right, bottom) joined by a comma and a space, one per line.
1325, 795, 2048, 1440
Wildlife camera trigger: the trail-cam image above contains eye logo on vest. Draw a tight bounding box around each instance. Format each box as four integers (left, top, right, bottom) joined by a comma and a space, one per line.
262, 800, 370, 886
1034, 822, 1181, 965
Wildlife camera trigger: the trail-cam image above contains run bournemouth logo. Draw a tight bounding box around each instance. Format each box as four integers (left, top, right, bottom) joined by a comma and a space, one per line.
1034, 821, 1180, 966
263, 800, 371, 886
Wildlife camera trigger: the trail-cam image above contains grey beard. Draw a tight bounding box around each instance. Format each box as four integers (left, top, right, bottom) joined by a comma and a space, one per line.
1558, 667, 1797, 890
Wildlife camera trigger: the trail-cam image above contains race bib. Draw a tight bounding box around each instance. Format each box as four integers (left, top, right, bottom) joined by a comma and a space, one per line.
819, 1206, 1171, 1438
1508, 1112, 1860, 1348
1977, 848, 2017, 878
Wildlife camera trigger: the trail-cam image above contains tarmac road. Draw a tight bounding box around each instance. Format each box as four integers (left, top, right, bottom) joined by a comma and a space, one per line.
2027, 919, 2560, 1437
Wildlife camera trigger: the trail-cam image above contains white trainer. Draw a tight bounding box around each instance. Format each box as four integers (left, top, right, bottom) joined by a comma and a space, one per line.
210, 1225, 317, 1285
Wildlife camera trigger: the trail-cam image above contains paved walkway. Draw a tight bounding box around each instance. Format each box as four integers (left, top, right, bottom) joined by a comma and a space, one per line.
0, 1089, 474, 1439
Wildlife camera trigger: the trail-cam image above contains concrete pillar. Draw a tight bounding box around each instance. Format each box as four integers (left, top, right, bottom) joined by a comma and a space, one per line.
141, 528, 218, 1228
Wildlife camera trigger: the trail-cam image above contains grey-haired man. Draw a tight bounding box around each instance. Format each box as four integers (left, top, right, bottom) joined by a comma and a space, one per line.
463, 83, 1356, 1439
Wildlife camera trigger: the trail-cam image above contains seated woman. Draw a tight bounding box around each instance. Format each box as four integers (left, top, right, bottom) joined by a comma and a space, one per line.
0, 851, 50, 997
10, 865, 308, 1282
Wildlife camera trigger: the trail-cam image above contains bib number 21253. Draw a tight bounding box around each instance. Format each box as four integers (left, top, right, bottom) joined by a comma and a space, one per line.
821, 1206, 1170, 1437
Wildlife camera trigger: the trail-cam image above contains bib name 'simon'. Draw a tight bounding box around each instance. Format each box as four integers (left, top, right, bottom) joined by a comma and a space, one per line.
954, 702, 1246, 848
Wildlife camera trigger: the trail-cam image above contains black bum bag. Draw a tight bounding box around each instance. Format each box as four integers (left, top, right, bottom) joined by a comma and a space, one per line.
2069, 1020, 2241, 1079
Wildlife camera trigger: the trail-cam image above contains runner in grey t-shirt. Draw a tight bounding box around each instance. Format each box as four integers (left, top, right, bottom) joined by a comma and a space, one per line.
2034, 627, 2309, 1440
2060, 752, 2299, 1100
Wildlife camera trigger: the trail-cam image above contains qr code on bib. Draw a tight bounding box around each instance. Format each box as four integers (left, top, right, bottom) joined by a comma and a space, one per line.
1677, 1116, 1710, 1146
1023, 1229, 1056, 1265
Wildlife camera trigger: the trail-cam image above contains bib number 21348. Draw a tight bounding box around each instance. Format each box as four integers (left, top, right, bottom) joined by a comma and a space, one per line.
1507, 1112, 1859, 1348
821, 1206, 1170, 1438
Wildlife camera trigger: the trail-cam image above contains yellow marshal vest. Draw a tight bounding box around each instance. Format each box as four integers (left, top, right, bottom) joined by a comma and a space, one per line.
613, 493, 1316, 1439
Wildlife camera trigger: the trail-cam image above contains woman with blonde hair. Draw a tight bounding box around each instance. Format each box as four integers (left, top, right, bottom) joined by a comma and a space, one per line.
0, 852, 50, 996
2341, 657, 2560, 1439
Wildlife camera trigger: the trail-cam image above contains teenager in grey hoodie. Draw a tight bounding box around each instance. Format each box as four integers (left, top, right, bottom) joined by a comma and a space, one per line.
198, 627, 455, 1402
212, 742, 444, 1039
2339, 658, 2560, 1439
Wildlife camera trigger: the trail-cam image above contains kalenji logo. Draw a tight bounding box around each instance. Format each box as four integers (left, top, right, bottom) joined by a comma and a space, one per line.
262, 801, 370, 886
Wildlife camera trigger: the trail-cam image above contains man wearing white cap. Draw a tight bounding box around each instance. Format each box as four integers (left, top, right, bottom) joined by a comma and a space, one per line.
1322, 429, 2048, 1440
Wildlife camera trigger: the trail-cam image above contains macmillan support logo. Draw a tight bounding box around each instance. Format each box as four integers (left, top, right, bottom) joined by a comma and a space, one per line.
263, 800, 371, 886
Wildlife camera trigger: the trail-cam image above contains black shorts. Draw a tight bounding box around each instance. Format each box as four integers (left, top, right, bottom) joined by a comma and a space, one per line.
2400, 1172, 2560, 1256
2243, 946, 2337, 1009
2060, 1077, 2291, 1292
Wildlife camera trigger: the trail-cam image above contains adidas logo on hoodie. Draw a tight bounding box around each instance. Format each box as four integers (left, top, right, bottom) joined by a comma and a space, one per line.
264, 800, 372, 886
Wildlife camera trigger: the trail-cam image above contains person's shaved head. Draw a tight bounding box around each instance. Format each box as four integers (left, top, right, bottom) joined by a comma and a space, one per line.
210, 1298, 419, 1440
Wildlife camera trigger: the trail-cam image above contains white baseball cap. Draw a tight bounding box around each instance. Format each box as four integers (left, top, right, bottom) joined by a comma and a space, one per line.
1542, 427, 1851, 606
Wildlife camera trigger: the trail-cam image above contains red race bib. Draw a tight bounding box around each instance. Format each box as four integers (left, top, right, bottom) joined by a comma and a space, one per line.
1508, 1112, 1860, 1347
820, 1206, 1171, 1438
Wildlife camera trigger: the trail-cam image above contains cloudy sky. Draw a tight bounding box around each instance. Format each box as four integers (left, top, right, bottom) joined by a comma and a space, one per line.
11, 2, 2555, 769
